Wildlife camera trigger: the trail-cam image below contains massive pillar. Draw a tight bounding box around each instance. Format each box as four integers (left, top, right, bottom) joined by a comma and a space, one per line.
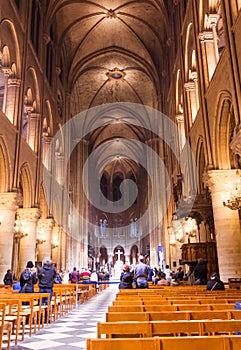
0, 192, 19, 281
36, 218, 54, 263
18, 208, 41, 273
206, 169, 241, 282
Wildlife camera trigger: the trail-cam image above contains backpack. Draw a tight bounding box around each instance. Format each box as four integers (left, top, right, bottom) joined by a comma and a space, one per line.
22, 269, 31, 282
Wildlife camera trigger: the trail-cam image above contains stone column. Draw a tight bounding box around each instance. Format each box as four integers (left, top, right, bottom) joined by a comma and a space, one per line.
42, 136, 53, 170
184, 81, 198, 123
5, 77, 21, 125
27, 113, 40, 152
206, 169, 241, 282
1, 68, 10, 115
0, 192, 19, 282
199, 31, 217, 82
36, 217, 54, 263
18, 208, 41, 272
51, 224, 60, 267
80, 139, 89, 269
176, 114, 185, 151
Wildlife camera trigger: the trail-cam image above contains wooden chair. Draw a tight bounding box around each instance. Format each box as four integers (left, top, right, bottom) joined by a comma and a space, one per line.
0, 302, 12, 350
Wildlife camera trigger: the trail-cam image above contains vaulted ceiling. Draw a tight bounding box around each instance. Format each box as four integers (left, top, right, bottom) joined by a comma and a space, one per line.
47, 1, 171, 212
47, 0, 170, 112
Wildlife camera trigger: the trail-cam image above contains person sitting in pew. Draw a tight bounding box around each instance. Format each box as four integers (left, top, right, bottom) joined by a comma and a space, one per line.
206, 272, 225, 291
157, 272, 170, 286
119, 264, 133, 289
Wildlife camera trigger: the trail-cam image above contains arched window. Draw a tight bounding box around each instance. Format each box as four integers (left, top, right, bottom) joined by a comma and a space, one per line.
30, 0, 41, 55
46, 26, 54, 86
22, 106, 28, 140
216, 5, 225, 56
0, 68, 4, 110
113, 175, 123, 202
100, 173, 108, 204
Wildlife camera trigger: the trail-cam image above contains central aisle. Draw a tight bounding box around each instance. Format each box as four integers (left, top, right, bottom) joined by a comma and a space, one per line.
7, 280, 119, 350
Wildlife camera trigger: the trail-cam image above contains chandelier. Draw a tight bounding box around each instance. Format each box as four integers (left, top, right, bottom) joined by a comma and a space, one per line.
222, 170, 241, 210
14, 217, 28, 239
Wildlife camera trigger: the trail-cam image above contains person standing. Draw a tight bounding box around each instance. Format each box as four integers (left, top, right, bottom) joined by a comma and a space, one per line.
38, 257, 56, 304
134, 255, 150, 288
3, 269, 13, 286
70, 267, 80, 283
119, 264, 133, 289
20, 261, 37, 293
194, 258, 208, 285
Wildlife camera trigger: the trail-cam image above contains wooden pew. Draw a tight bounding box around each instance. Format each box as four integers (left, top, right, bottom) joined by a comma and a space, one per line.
108, 304, 237, 312
97, 319, 241, 338
106, 310, 241, 322
87, 335, 241, 350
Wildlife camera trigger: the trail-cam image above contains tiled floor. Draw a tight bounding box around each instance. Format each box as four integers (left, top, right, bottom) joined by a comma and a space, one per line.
3, 280, 119, 350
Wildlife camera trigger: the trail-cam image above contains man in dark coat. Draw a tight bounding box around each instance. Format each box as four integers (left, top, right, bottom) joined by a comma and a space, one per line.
38, 257, 56, 304
194, 258, 208, 285
207, 272, 225, 291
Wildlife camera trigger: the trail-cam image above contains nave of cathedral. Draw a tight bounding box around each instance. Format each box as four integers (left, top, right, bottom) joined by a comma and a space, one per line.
1, 0, 241, 290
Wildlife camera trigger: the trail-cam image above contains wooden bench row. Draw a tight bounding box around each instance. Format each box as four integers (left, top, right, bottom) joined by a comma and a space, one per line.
97, 319, 241, 338
108, 303, 240, 312
87, 335, 241, 350
106, 309, 241, 322
113, 298, 241, 305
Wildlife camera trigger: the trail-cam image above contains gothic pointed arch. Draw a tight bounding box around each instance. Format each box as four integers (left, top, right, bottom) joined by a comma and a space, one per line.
19, 163, 33, 208
0, 135, 11, 192
215, 94, 238, 169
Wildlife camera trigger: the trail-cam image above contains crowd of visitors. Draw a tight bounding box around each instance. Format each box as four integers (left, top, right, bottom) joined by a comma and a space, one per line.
4, 255, 226, 293
117, 255, 225, 291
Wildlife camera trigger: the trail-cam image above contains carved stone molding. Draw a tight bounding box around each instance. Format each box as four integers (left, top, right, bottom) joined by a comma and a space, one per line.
0, 192, 21, 210
17, 208, 41, 222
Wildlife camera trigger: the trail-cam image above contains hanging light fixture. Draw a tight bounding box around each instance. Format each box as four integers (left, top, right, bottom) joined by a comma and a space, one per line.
14, 216, 28, 240
222, 170, 241, 210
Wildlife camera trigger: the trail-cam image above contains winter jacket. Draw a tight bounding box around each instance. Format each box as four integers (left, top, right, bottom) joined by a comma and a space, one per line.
3, 271, 13, 286
38, 263, 56, 288
119, 271, 133, 289
207, 277, 225, 291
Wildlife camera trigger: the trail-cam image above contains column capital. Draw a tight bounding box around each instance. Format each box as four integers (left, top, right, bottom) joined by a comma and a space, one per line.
199, 31, 213, 42
1, 67, 11, 76
8, 78, 21, 87
37, 218, 55, 231
17, 207, 41, 222
176, 114, 184, 122
0, 192, 21, 210
204, 169, 238, 193
207, 14, 219, 28
184, 81, 195, 91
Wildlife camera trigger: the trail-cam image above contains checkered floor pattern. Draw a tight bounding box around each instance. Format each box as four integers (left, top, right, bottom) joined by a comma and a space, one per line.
3, 281, 119, 350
